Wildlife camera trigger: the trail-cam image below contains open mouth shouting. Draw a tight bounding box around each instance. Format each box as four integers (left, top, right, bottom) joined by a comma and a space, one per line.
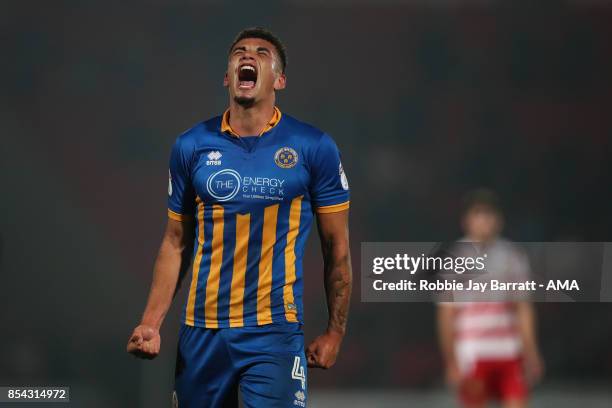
238, 63, 257, 90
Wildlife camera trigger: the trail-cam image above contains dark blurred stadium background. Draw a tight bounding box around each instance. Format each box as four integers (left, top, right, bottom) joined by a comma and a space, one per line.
1, 1, 611, 406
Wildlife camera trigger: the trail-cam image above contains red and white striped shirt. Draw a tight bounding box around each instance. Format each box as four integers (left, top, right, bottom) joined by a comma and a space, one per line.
445, 239, 531, 372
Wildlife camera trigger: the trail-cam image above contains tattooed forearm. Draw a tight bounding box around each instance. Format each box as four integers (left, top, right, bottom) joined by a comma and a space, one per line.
322, 240, 352, 335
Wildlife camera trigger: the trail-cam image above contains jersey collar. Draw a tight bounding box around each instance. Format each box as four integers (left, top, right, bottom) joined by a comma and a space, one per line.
221, 106, 282, 137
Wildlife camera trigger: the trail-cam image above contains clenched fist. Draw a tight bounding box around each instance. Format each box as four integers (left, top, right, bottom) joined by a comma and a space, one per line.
306, 330, 343, 369
127, 325, 161, 360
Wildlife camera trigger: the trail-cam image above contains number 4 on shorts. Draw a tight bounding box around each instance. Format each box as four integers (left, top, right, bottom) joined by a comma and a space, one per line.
292, 356, 306, 389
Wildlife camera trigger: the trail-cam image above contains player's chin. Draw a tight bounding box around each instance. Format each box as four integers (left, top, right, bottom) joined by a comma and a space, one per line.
234, 95, 256, 108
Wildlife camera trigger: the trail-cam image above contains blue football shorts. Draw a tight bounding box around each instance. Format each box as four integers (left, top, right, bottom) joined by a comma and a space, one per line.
174, 322, 307, 407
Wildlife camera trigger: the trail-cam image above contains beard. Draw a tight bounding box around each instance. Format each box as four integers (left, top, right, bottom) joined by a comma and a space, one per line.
234, 96, 256, 108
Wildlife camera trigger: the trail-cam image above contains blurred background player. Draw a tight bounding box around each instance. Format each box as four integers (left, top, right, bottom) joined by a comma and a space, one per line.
437, 189, 544, 408
126, 27, 352, 407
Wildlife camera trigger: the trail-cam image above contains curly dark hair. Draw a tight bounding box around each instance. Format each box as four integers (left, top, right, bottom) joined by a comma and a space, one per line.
462, 188, 502, 215
228, 27, 287, 73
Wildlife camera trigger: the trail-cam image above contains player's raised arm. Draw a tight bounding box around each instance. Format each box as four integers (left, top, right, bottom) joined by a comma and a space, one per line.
306, 210, 352, 369
127, 218, 194, 359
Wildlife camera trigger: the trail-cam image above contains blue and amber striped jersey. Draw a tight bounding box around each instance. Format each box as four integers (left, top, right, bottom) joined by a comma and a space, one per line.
167, 107, 350, 328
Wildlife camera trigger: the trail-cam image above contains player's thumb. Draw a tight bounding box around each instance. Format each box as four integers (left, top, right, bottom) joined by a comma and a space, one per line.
127, 337, 141, 353
130, 330, 143, 345
306, 346, 318, 367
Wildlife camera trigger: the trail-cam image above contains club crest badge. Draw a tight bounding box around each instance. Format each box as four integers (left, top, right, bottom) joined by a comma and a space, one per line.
274, 147, 298, 169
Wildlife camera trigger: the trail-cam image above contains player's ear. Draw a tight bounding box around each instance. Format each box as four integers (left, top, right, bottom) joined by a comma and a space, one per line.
223, 71, 229, 87
274, 72, 286, 91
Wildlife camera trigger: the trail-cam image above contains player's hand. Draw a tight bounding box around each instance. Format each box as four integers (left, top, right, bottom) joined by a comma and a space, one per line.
445, 361, 462, 387
524, 350, 544, 384
127, 325, 161, 360
306, 330, 343, 369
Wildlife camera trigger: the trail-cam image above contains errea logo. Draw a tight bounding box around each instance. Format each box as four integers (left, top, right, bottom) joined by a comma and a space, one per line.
293, 391, 306, 407
206, 150, 222, 166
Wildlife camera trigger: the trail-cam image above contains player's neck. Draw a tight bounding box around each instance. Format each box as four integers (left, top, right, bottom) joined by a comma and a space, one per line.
227, 99, 276, 137
466, 234, 498, 245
